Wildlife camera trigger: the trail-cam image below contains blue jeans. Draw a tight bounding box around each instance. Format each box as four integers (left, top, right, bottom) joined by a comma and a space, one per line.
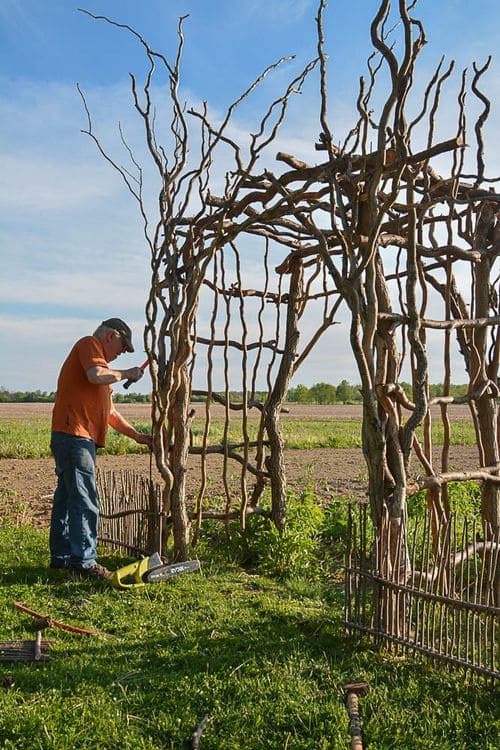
49, 431, 99, 569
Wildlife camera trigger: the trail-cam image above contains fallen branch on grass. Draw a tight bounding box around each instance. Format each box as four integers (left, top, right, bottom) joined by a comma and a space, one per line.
191, 714, 210, 749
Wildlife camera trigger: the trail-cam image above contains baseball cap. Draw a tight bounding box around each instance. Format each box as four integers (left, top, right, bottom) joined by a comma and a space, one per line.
101, 318, 134, 353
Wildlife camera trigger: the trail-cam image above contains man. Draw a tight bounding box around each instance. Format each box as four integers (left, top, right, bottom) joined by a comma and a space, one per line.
50, 318, 152, 579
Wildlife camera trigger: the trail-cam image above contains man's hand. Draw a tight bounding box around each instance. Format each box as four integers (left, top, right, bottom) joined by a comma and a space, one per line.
108, 409, 152, 450
122, 366, 145, 383
135, 432, 153, 450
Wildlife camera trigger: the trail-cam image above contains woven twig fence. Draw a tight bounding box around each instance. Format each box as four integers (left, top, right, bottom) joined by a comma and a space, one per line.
345, 503, 499, 679
97, 469, 164, 556
97, 467, 269, 557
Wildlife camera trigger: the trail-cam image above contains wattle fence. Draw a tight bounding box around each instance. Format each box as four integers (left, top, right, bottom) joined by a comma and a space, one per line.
98, 469, 163, 556
344, 503, 499, 680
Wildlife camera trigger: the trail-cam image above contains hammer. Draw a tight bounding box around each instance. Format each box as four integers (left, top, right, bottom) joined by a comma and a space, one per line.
342, 682, 369, 750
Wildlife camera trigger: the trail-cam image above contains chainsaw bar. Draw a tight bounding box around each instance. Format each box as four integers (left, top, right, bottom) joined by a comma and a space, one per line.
144, 559, 201, 583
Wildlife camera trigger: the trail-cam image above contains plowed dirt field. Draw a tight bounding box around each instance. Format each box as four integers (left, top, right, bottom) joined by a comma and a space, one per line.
0, 403, 479, 528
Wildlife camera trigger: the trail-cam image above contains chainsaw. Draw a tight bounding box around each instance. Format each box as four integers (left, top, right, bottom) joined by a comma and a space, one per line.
111, 552, 200, 590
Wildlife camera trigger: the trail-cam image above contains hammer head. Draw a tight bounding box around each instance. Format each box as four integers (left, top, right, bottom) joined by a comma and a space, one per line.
342, 682, 370, 696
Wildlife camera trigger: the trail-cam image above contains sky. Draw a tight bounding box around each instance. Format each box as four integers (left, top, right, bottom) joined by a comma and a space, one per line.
1, 0, 499, 394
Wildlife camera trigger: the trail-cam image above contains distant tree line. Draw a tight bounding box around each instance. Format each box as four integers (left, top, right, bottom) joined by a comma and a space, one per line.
288, 381, 470, 404
0, 387, 150, 404
288, 381, 469, 404
0, 388, 56, 403
0, 382, 469, 405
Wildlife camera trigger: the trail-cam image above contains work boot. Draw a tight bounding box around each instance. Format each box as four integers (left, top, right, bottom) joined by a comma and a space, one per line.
71, 563, 112, 580
49, 558, 69, 570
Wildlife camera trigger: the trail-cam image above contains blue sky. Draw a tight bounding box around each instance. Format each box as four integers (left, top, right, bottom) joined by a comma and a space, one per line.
1, 0, 499, 393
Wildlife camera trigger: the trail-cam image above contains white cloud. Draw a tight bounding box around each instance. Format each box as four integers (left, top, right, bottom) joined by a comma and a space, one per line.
0, 315, 149, 392
0, 266, 147, 311
0, 153, 118, 212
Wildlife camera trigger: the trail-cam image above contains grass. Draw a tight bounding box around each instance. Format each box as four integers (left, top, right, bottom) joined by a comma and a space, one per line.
0, 415, 478, 459
0, 507, 497, 749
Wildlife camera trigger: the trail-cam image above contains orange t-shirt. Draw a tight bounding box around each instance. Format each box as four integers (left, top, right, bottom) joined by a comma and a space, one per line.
51, 336, 112, 447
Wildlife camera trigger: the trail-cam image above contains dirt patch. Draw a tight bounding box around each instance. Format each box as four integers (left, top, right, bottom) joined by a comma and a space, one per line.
0, 445, 482, 529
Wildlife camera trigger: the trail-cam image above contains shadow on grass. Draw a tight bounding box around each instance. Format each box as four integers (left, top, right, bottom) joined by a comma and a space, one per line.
8, 599, 367, 706
1, 525, 495, 749
1, 563, 126, 587
6, 590, 494, 749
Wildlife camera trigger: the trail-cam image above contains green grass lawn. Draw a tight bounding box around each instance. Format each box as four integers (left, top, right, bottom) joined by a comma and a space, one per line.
0, 521, 496, 750
0, 415, 478, 459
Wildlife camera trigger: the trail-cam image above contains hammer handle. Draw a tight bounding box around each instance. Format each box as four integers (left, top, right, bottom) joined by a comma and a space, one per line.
346, 693, 364, 750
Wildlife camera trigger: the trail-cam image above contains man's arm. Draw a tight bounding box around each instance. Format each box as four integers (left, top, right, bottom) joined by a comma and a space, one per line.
86, 365, 145, 385
108, 406, 153, 449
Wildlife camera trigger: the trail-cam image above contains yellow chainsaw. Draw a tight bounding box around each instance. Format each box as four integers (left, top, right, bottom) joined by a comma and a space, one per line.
111, 552, 200, 590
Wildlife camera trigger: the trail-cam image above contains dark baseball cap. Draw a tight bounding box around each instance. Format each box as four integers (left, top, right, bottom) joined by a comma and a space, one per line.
101, 318, 134, 353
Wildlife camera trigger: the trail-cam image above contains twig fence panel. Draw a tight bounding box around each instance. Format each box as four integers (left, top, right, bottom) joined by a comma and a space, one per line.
96, 467, 268, 557
97, 469, 163, 556
345, 503, 499, 680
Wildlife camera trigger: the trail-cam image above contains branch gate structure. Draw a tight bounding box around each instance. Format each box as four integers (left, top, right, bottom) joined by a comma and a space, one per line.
84, 1, 499, 676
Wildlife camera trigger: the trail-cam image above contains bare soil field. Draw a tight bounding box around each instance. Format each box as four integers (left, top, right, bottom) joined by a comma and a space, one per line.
0, 401, 474, 421
0, 402, 479, 528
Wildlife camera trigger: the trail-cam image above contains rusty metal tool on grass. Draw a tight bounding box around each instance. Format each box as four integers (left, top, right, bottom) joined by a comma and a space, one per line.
123, 358, 149, 390
14, 602, 104, 637
342, 682, 370, 750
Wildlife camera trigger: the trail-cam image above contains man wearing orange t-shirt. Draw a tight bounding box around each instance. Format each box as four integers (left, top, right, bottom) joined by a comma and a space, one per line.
50, 318, 152, 580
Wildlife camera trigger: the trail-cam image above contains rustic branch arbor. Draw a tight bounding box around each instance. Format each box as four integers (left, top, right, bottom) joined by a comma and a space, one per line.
80, 0, 499, 599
